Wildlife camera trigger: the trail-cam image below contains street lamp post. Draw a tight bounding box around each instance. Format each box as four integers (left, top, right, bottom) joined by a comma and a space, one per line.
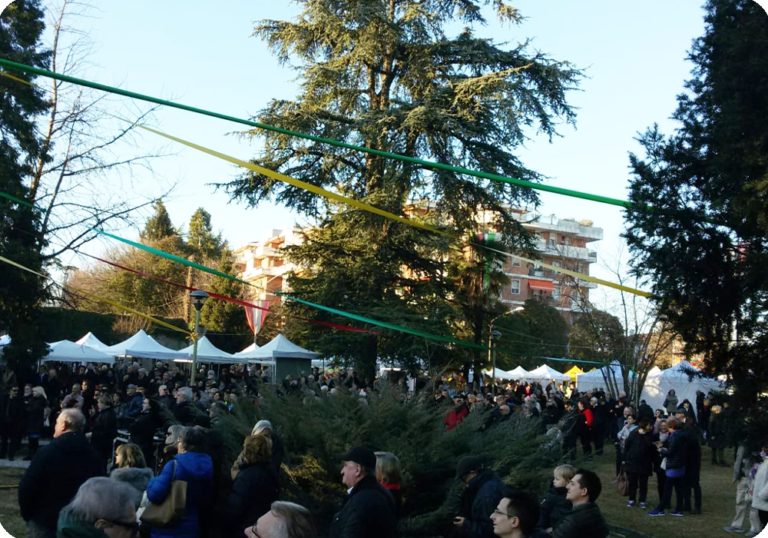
190, 289, 209, 385
488, 306, 525, 394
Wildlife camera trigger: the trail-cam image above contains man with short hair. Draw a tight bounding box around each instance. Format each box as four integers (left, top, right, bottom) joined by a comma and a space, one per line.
552, 469, 608, 538
61, 383, 84, 410
328, 446, 396, 538
18, 408, 105, 538
57, 477, 139, 537
245, 500, 316, 538
490, 488, 540, 538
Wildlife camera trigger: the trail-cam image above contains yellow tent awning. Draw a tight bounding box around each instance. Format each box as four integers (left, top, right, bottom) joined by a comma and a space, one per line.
565, 365, 585, 382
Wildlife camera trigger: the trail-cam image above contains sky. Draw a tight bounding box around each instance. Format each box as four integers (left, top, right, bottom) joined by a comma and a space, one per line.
44, 0, 711, 313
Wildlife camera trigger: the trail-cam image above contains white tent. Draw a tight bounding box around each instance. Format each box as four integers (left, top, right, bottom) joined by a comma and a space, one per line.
528, 364, 570, 382
178, 336, 247, 364
507, 366, 530, 381
641, 360, 722, 413
234, 342, 263, 359
0, 335, 10, 346
76, 332, 111, 352
576, 361, 635, 396
483, 367, 515, 381
247, 334, 320, 360
43, 340, 115, 364
105, 329, 186, 360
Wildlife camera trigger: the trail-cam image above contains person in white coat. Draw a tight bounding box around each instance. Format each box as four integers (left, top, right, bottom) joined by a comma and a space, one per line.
750, 441, 768, 533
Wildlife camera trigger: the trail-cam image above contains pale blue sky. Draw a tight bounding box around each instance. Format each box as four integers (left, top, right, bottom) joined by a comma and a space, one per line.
50, 1, 708, 309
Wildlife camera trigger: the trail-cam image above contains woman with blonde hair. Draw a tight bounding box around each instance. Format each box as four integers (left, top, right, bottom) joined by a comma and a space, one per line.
110, 442, 153, 508
375, 451, 403, 514
25, 386, 48, 460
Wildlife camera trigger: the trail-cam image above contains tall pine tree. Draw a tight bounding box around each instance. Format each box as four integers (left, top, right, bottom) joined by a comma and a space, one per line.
625, 0, 768, 404
226, 1, 580, 379
0, 0, 50, 381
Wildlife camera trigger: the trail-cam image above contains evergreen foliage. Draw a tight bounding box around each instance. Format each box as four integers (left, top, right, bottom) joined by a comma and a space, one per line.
0, 0, 50, 377
494, 299, 568, 369
568, 309, 625, 362
624, 0, 768, 404
201, 249, 252, 352
215, 384, 559, 536
224, 1, 581, 377
140, 201, 177, 242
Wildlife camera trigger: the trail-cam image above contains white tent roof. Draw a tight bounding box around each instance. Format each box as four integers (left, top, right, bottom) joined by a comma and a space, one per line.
641, 360, 721, 412
43, 340, 115, 364
75, 332, 111, 352
483, 367, 515, 381
0, 335, 10, 346
105, 329, 186, 360
528, 364, 570, 382
246, 334, 319, 360
507, 366, 530, 381
178, 336, 247, 364
234, 342, 262, 359
576, 361, 635, 394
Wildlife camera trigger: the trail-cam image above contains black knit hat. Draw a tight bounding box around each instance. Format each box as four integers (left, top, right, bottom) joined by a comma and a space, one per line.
456, 455, 485, 479
342, 447, 377, 470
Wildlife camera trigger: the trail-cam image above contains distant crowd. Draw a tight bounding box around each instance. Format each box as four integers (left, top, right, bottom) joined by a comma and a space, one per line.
0, 360, 766, 538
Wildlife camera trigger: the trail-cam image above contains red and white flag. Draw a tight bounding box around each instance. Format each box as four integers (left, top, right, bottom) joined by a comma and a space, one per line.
244, 301, 270, 335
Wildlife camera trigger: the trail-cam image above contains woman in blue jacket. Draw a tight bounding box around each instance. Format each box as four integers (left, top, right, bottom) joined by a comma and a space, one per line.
145, 426, 213, 538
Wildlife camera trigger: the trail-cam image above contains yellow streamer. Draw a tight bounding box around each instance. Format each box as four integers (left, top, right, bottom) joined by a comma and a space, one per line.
0, 255, 192, 336
140, 126, 652, 298
139, 126, 449, 237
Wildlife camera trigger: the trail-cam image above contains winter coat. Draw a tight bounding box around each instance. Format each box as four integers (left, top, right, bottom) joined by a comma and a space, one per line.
458, 470, 506, 538
444, 404, 470, 431
537, 486, 571, 531
708, 412, 727, 449
172, 401, 210, 427
110, 466, 154, 508
328, 474, 397, 538
751, 459, 768, 512
660, 429, 688, 474
623, 428, 654, 476
57, 505, 109, 538
552, 502, 608, 538
0, 393, 26, 436
18, 431, 105, 530
25, 395, 47, 435
90, 407, 117, 463
663, 393, 679, 415
146, 451, 213, 538
223, 462, 279, 535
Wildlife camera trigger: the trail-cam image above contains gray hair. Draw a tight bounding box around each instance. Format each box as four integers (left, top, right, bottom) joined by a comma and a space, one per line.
176, 386, 193, 402
252, 419, 273, 436
59, 408, 86, 432
267, 501, 315, 538
166, 424, 186, 446
64, 477, 137, 523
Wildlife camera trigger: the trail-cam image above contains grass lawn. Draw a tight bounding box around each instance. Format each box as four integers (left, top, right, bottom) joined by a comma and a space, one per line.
0, 467, 26, 538
587, 443, 740, 538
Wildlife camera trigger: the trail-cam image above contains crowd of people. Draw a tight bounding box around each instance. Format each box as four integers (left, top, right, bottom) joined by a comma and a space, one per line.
0, 359, 766, 537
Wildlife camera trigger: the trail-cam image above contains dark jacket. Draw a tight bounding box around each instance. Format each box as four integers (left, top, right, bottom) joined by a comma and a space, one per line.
224, 462, 279, 534
681, 426, 701, 478
623, 428, 654, 476
662, 429, 688, 471
538, 485, 571, 531
90, 406, 117, 463
329, 474, 397, 538
552, 502, 608, 538
18, 431, 105, 530
173, 400, 210, 427
25, 394, 47, 435
146, 451, 214, 538
0, 393, 26, 435
459, 470, 506, 538
709, 412, 727, 449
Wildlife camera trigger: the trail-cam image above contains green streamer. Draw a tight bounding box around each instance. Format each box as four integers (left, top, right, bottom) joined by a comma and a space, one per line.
0, 190, 36, 208
97, 230, 254, 287
0, 57, 632, 209
540, 356, 607, 366
280, 293, 485, 350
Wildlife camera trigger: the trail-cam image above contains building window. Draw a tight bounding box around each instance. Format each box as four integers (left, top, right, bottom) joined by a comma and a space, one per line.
510, 279, 520, 295
553, 285, 561, 300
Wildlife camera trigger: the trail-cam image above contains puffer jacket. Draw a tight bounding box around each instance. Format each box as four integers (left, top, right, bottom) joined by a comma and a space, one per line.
552, 502, 608, 538
145, 451, 213, 538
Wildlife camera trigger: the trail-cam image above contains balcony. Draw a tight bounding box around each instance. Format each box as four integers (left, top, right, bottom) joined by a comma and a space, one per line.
534, 240, 599, 263
519, 212, 604, 241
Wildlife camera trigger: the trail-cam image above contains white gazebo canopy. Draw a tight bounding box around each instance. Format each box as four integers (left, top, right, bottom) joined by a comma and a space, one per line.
105, 329, 186, 360
178, 336, 246, 364
483, 367, 515, 381
76, 332, 111, 352
641, 360, 721, 413
576, 360, 635, 395
43, 340, 115, 364
528, 364, 570, 382
247, 334, 320, 360
507, 366, 530, 381
234, 342, 262, 359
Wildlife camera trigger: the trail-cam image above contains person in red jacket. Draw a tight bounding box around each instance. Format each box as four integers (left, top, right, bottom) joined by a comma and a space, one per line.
445, 393, 470, 431
576, 399, 594, 458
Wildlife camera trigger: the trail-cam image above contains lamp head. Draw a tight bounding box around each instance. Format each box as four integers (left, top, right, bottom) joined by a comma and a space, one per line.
190, 289, 209, 311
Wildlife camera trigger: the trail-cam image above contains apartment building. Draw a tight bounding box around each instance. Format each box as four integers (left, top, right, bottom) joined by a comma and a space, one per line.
235, 212, 603, 321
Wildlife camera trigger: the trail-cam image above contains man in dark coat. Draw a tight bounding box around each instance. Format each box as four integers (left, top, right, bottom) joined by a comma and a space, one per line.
329, 446, 396, 538
553, 469, 608, 538
18, 408, 105, 538
0, 385, 26, 459
453, 456, 506, 538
